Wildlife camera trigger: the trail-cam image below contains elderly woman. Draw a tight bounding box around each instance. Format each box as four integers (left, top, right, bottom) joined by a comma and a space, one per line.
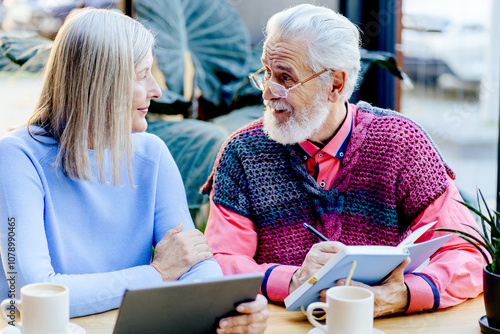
0, 8, 267, 333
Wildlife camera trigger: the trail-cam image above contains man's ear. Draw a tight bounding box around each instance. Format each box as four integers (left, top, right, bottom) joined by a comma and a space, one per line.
328, 70, 347, 103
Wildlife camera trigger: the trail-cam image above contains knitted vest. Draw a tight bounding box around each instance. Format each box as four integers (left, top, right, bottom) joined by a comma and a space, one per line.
203, 102, 454, 266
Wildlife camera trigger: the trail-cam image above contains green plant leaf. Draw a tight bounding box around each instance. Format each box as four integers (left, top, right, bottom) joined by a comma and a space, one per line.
359, 49, 404, 80
492, 211, 500, 240
134, 0, 250, 108
461, 236, 492, 268
441, 189, 500, 274
473, 190, 490, 241
493, 237, 500, 250
459, 199, 490, 224
456, 235, 491, 267
460, 223, 495, 254
477, 191, 500, 243
474, 189, 500, 240
457, 199, 495, 243
433, 227, 492, 266
478, 188, 494, 222
434, 227, 492, 252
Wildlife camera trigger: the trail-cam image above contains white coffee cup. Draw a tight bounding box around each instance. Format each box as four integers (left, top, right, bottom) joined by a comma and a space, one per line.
0, 283, 69, 334
306, 285, 374, 334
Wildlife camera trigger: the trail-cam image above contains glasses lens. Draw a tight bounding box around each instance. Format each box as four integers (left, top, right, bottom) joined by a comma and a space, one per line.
268, 81, 287, 98
250, 75, 265, 91
249, 75, 288, 98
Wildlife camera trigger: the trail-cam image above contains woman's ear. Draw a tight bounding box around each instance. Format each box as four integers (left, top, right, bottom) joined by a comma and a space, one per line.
328, 70, 347, 103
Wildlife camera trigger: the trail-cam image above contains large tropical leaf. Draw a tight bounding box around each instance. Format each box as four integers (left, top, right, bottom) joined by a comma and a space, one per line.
0, 33, 52, 73
359, 48, 412, 88
147, 118, 226, 209
134, 0, 251, 108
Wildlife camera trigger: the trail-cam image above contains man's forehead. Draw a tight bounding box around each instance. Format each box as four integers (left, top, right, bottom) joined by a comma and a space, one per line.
262, 37, 309, 73
260, 60, 294, 74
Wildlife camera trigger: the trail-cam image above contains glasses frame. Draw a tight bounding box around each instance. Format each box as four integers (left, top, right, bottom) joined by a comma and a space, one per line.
249, 67, 329, 98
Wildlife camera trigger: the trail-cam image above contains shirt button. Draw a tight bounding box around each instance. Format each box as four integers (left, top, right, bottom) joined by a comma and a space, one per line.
303, 156, 308, 160
320, 181, 326, 188
318, 153, 324, 158
339, 152, 344, 157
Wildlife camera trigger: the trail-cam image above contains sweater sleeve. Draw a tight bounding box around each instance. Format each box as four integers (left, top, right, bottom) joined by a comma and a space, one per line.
152, 140, 222, 282
0, 134, 220, 317
205, 192, 298, 302
404, 175, 484, 313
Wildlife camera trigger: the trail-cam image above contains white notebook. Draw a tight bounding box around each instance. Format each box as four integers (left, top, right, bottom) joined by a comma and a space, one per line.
285, 222, 451, 311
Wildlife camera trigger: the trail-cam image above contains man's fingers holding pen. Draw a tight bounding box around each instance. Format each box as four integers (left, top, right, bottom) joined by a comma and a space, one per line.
310, 241, 345, 257
289, 241, 344, 294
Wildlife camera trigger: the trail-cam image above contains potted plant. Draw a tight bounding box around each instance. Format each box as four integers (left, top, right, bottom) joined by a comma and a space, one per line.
434, 189, 500, 332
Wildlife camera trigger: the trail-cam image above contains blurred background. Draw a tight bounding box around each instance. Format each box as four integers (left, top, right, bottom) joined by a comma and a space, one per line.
0, 0, 498, 213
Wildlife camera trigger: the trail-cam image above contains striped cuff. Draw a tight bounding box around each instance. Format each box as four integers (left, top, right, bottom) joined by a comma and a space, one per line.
405, 273, 440, 313
261, 265, 280, 299
261, 265, 299, 302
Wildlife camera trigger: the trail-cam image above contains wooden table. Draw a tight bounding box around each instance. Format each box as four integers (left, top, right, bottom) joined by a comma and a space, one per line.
0, 295, 486, 333
266, 296, 485, 334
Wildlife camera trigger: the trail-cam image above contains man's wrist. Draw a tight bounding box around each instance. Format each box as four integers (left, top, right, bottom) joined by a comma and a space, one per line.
402, 283, 411, 313
289, 271, 301, 294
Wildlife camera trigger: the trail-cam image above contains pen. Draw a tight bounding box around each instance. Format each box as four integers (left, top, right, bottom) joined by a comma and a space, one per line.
303, 223, 329, 241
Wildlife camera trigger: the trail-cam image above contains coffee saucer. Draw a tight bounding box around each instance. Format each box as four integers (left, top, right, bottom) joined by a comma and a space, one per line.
308, 327, 386, 334
66, 322, 86, 334
1, 322, 85, 334
479, 315, 500, 334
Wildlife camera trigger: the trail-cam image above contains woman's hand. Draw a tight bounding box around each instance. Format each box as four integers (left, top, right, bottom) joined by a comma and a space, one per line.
150, 222, 213, 281
217, 294, 269, 333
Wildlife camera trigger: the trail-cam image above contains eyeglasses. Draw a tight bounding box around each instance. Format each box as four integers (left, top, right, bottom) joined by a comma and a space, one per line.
249, 67, 329, 98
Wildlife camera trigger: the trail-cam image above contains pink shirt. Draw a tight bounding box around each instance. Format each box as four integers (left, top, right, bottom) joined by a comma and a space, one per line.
205, 103, 484, 313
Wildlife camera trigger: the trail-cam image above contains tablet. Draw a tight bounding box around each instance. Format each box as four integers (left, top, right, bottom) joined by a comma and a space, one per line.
112, 273, 264, 334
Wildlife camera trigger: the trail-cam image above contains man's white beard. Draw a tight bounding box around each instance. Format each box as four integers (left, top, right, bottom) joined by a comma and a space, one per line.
263, 94, 330, 145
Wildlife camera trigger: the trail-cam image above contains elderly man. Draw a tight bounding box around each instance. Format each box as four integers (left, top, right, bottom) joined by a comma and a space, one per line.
202, 4, 483, 317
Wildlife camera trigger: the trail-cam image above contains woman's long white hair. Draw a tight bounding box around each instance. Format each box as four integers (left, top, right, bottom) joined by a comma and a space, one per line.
29, 8, 154, 186
265, 4, 361, 100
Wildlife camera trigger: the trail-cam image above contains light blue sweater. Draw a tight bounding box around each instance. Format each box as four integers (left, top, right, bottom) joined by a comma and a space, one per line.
0, 126, 222, 317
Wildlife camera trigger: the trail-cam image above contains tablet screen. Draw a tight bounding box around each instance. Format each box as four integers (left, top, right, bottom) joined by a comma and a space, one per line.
113, 273, 264, 334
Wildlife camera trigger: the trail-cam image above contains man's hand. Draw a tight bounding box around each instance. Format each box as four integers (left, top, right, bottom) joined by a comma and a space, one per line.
216, 294, 269, 333
289, 241, 345, 294
330, 257, 411, 317
150, 222, 213, 281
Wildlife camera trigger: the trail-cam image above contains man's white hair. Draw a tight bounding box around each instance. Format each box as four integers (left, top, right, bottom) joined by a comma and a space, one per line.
265, 4, 361, 100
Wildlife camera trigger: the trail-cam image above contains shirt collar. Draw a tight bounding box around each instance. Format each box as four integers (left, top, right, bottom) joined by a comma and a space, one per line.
298, 102, 355, 159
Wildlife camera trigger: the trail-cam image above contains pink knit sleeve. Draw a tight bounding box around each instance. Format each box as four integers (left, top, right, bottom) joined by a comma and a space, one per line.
204, 192, 299, 302
404, 175, 484, 313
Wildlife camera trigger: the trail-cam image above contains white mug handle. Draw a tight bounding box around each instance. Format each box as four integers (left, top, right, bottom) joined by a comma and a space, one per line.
0, 299, 21, 327
307, 301, 329, 333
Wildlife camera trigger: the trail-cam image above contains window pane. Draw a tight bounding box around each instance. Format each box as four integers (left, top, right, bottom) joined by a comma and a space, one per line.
401, 0, 498, 206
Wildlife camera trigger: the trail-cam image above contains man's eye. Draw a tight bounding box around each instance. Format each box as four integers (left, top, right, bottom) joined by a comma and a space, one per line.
282, 75, 291, 81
